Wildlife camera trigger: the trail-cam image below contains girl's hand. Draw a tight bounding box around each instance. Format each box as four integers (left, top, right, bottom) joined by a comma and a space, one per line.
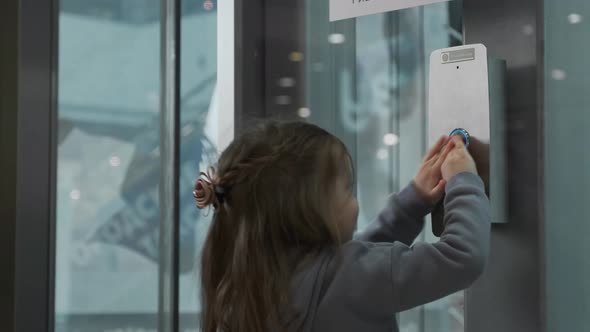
441, 135, 478, 181
413, 136, 454, 204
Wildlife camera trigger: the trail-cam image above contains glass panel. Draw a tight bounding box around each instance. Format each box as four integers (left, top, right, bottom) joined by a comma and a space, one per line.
178, 0, 219, 330
55, 1, 163, 330
55, 0, 221, 330
302, 2, 464, 332
544, 1, 590, 331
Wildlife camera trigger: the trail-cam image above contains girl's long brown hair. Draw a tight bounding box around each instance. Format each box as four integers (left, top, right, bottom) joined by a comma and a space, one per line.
200, 121, 349, 332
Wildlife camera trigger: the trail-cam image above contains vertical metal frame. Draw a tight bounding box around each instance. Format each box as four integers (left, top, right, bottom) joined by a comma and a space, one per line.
234, 0, 267, 134
463, 0, 544, 331
536, 1, 546, 331
263, 0, 307, 121
158, 0, 181, 330
0, 0, 19, 330
1, 0, 59, 330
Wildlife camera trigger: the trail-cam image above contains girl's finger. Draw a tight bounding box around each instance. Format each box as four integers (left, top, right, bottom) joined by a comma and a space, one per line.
430, 179, 447, 196
433, 140, 456, 169
423, 136, 447, 162
450, 135, 466, 149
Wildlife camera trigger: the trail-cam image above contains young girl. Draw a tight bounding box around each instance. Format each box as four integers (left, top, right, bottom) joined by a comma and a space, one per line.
194, 121, 490, 332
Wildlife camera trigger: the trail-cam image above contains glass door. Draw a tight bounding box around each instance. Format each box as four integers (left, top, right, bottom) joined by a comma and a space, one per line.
236, 0, 465, 331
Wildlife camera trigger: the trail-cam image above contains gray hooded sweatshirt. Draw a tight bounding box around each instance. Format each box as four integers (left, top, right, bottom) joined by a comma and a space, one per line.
287, 172, 491, 331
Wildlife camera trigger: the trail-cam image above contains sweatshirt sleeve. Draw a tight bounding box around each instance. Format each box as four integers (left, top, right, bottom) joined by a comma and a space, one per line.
355, 182, 434, 246
316, 172, 491, 325
389, 172, 491, 311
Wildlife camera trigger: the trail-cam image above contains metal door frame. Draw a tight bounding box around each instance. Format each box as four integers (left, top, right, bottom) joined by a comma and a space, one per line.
1, 0, 57, 330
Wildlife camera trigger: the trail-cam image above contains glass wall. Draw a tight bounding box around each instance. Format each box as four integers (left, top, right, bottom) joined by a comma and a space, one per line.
544, 1, 590, 331
55, 2, 162, 329
54, 0, 219, 330
301, 1, 465, 331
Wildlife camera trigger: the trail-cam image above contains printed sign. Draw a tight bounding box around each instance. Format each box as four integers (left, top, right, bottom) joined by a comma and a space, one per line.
330, 0, 451, 21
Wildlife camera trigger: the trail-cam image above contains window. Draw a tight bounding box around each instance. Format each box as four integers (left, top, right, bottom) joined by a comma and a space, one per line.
54, 1, 220, 330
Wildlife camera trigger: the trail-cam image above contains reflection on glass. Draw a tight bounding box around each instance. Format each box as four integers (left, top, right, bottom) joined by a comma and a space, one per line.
179, 2, 218, 330
55, 1, 162, 328
304, 1, 464, 332
55, 0, 218, 331
544, 1, 590, 330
